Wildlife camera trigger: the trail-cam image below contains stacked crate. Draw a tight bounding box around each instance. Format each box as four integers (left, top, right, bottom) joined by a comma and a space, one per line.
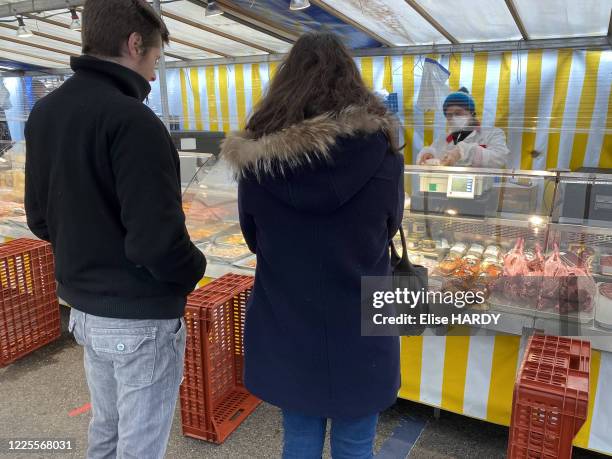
180, 273, 260, 444
0, 239, 60, 367
508, 335, 590, 459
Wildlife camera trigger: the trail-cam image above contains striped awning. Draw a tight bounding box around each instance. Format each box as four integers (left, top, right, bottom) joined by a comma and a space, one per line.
157, 49, 611, 170
3, 47, 610, 170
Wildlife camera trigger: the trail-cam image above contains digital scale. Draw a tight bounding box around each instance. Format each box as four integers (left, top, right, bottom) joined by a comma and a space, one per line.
448, 175, 479, 198
419, 174, 492, 198
412, 173, 499, 217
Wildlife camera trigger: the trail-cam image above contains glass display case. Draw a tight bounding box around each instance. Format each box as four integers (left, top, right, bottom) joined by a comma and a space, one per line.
544, 171, 612, 350
403, 166, 612, 348
182, 155, 253, 278
1, 143, 609, 348
0, 141, 30, 240
0, 144, 221, 242
183, 162, 612, 348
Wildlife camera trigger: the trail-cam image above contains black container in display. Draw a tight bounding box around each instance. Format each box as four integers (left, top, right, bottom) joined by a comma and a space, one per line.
170, 130, 225, 157
171, 130, 226, 185
558, 167, 612, 224
410, 188, 501, 218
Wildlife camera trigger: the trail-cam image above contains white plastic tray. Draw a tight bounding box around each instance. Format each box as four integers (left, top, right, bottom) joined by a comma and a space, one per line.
595, 282, 612, 330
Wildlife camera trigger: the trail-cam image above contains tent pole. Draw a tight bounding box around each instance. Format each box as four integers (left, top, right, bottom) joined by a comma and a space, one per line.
153, 0, 171, 130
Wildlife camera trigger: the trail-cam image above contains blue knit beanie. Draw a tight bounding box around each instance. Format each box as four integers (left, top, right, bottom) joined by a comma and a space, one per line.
443, 87, 475, 115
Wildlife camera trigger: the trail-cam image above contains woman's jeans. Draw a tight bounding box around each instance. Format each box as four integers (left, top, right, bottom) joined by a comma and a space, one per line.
282, 409, 378, 459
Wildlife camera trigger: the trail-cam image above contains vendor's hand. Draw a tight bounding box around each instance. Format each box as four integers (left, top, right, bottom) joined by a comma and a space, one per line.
441, 146, 461, 166
418, 152, 434, 165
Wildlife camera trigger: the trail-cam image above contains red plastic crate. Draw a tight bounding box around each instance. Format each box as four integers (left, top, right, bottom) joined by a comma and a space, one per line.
180, 273, 261, 444
0, 239, 60, 367
508, 335, 590, 459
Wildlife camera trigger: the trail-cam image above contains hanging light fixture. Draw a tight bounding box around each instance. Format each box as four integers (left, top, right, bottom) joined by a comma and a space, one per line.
69, 8, 81, 31
289, 0, 310, 10
205, 1, 223, 17
16, 16, 33, 38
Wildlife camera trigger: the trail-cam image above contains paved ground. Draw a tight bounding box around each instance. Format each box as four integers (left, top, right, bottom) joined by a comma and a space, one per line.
0, 307, 606, 459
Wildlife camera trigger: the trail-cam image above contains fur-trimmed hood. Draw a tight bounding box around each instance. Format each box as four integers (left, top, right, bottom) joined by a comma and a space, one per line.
221, 105, 399, 179
221, 106, 400, 215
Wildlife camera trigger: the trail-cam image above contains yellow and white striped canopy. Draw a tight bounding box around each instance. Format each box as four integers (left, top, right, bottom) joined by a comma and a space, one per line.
170, 49, 611, 171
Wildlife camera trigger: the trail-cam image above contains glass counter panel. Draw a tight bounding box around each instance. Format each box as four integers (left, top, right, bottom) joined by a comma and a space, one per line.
182, 155, 253, 273
0, 141, 32, 239
403, 165, 556, 220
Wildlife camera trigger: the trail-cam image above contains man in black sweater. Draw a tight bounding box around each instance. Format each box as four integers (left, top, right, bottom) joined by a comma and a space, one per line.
24, 1, 206, 457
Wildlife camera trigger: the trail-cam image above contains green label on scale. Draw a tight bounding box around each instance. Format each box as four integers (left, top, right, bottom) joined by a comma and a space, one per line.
429, 183, 437, 191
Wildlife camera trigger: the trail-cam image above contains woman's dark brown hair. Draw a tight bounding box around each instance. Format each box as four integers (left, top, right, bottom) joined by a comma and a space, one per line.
246, 32, 387, 138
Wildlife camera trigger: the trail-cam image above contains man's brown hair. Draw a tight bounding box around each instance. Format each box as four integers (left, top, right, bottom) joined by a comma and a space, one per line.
82, 0, 170, 57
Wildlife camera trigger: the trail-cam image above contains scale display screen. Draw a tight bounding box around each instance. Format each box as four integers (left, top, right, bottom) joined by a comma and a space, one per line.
447, 175, 476, 198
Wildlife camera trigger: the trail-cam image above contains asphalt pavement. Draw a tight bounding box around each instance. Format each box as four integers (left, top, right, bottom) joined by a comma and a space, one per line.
0, 306, 605, 459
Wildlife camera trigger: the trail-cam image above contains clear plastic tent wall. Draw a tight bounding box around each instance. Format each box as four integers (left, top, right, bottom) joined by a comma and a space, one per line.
159, 49, 612, 171
309, 0, 611, 44
1, 75, 67, 154
2, 49, 611, 171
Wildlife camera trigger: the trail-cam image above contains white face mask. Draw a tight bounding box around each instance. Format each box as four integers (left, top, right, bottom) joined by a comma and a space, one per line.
448, 115, 471, 132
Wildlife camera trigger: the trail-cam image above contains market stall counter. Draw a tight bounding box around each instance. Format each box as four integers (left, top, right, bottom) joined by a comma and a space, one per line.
399, 165, 612, 456
181, 159, 612, 455
2, 148, 611, 454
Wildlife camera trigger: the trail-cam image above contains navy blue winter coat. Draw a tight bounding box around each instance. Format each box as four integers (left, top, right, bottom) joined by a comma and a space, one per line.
221, 106, 404, 419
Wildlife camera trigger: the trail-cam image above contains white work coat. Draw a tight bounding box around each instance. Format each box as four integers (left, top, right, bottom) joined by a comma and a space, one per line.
417, 127, 510, 168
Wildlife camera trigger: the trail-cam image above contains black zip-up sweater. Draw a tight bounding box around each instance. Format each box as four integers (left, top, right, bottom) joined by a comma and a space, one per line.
24, 55, 206, 319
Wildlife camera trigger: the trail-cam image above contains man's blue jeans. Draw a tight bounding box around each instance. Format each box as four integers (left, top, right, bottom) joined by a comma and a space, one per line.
282, 409, 378, 459
69, 308, 186, 459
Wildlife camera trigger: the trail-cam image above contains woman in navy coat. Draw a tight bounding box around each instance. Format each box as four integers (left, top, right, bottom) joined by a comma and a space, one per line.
222, 32, 404, 459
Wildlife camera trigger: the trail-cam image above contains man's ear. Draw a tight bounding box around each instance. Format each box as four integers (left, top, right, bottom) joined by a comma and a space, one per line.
126, 32, 144, 57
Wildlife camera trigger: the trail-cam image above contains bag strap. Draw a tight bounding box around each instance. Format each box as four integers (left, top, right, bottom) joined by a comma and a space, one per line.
387, 142, 414, 269
390, 226, 412, 268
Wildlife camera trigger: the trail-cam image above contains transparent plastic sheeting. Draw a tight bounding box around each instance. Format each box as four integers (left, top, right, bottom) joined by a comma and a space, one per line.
2, 48, 611, 170
317, 0, 449, 46
161, 15, 267, 58
4, 10, 82, 45
284, 0, 610, 45
0, 9, 87, 68
406, 0, 522, 43
2, 0, 611, 68
0, 1, 290, 69
0, 11, 79, 68
0, 49, 67, 69
514, 0, 612, 40
163, 50, 612, 170
164, 1, 291, 55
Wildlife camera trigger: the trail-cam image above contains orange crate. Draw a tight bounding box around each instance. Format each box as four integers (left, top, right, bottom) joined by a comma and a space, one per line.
0, 239, 60, 367
508, 335, 590, 459
180, 273, 261, 444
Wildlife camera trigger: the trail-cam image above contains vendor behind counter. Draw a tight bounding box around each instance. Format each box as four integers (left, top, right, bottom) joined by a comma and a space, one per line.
416, 88, 510, 169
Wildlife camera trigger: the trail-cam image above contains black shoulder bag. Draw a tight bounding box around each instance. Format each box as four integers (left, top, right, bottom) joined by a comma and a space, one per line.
390, 226, 429, 335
